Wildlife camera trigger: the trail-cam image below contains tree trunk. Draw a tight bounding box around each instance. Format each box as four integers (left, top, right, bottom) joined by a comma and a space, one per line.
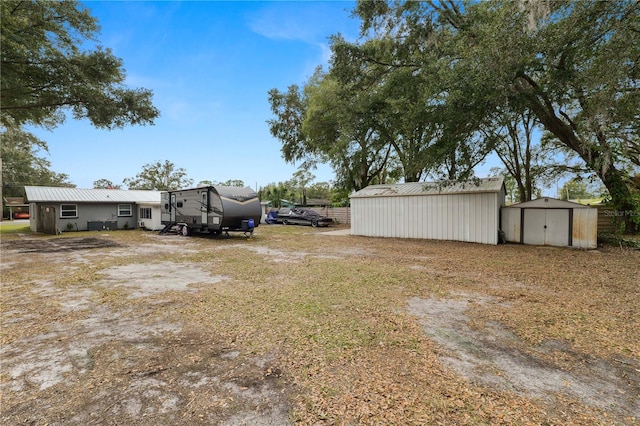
516, 75, 637, 231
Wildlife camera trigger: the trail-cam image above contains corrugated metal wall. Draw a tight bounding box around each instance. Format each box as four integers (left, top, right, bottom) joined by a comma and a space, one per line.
501, 208, 521, 243
351, 193, 500, 244
501, 206, 597, 248
572, 208, 598, 249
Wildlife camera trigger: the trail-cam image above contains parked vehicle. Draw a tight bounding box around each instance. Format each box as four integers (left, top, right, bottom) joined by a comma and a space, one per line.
276, 207, 333, 227
160, 185, 261, 236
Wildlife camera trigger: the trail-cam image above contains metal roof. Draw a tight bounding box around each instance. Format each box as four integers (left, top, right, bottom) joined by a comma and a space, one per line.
505, 197, 594, 209
213, 185, 258, 202
24, 186, 161, 204
349, 177, 505, 198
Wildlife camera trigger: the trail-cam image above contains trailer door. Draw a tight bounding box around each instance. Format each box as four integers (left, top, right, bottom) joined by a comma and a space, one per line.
170, 194, 176, 222
201, 191, 208, 225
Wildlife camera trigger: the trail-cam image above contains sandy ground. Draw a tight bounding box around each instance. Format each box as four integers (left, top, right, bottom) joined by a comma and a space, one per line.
1, 235, 290, 425
1, 230, 639, 424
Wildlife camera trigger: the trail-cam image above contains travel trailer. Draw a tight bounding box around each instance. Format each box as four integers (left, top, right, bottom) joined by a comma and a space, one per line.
160, 185, 261, 236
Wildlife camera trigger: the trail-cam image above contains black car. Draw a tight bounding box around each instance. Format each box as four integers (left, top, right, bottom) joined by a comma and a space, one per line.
275, 207, 333, 227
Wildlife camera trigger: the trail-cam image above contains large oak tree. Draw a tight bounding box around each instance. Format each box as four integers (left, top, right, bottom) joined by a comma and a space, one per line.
1, 0, 159, 129
355, 0, 639, 227
1, 0, 160, 209
122, 160, 192, 191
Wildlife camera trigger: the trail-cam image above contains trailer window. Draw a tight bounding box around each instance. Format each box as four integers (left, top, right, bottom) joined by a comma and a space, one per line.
139, 207, 152, 219
60, 204, 77, 218
118, 204, 132, 217
177, 202, 183, 208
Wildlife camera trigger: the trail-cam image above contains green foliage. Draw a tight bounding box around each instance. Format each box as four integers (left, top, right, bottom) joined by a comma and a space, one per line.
1, 122, 74, 197
217, 179, 245, 187
198, 179, 245, 187
306, 182, 332, 200
598, 232, 640, 249
267, 81, 312, 165
351, 0, 639, 229
1, 0, 159, 130
93, 179, 121, 189
559, 179, 596, 201
122, 160, 193, 191
259, 182, 297, 208
268, 66, 396, 193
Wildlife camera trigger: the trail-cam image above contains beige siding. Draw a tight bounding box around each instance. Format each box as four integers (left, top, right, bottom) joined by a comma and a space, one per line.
501, 202, 597, 248
351, 193, 499, 244
307, 207, 351, 225
596, 205, 617, 233
572, 208, 598, 249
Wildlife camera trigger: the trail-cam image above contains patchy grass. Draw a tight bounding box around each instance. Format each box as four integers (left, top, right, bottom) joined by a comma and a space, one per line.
0, 222, 31, 235
2, 227, 639, 425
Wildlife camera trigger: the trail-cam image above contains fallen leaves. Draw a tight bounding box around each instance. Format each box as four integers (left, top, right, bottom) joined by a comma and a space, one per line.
2, 227, 638, 425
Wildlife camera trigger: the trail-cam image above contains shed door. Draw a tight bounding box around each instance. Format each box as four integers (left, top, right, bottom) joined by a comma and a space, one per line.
523, 209, 570, 246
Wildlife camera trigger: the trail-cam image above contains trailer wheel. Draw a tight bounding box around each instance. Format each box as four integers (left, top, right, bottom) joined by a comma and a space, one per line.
282, 219, 289, 225
311, 220, 318, 228
181, 225, 190, 236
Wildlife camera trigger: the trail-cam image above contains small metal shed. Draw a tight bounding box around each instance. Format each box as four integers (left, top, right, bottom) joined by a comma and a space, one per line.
501, 197, 597, 249
349, 177, 506, 245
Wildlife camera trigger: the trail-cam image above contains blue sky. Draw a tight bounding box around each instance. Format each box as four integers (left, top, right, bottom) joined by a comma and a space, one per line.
30, 1, 363, 190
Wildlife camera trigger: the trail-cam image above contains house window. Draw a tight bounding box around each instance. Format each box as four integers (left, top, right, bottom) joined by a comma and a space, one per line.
118, 204, 132, 217
139, 207, 152, 219
60, 204, 78, 218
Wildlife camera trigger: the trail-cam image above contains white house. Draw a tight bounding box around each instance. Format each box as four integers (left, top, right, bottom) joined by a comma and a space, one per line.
24, 186, 162, 234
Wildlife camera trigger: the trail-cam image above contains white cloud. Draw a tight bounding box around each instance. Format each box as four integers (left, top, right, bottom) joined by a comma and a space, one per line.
247, 2, 357, 43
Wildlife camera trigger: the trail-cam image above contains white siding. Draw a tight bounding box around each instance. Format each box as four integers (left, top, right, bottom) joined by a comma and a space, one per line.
351, 192, 499, 244
501, 208, 521, 243
138, 204, 163, 231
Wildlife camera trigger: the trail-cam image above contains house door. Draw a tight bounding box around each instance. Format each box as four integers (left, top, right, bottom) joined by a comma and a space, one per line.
38, 205, 57, 234
161, 192, 171, 223
523, 209, 570, 246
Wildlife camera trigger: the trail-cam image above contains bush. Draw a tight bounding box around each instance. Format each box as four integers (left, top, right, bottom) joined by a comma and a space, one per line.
598, 232, 640, 249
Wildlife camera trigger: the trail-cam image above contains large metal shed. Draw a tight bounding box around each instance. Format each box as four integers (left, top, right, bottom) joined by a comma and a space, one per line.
349, 177, 506, 245
501, 197, 597, 249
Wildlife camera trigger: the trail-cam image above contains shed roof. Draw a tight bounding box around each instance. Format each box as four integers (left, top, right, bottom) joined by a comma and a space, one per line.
24, 186, 161, 204
4, 197, 27, 206
505, 197, 594, 209
350, 177, 505, 199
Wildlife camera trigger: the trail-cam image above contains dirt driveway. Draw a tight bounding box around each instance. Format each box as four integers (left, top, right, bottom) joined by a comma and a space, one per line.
1, 227, 639, 425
